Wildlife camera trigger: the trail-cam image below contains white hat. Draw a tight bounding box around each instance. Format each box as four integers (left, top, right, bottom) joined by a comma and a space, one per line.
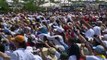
26, 46, 33, 53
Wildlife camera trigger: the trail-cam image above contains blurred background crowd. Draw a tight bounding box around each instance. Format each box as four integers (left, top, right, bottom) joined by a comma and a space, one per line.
0, 9, 107, 60
0, 0, 107, 60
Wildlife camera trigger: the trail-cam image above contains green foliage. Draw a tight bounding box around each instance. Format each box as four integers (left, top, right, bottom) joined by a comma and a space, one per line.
50, 0, 55, 3
23, 2, 35, 11
22, 0, 45, 12
0, 0, 10, 12
12, 0, 19, 3
95, 0, 99, 2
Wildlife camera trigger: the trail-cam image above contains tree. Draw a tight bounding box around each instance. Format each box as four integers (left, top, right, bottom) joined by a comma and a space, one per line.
38, 0, 45, 5
50, 0, 55, 3
95, 0, 99, 2
0, 0, 10, 12
68, 0, 72, 2
23, 0, 38, 12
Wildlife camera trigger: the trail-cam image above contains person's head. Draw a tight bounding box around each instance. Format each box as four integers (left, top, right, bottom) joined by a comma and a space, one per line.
43, 36, 49, 41
68, 43, 81, 60
69, 39, 77, 44
60, 52, 68, 60
93, 45, 106, 55
0, 42, 5, 53
96, 21, 102, 26
13, 35, 26, 49
48, 48, 56, 55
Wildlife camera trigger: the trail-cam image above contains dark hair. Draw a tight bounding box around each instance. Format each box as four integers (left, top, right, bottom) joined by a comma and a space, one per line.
9, 43, 16, 51
19, 41, 27, 49
43, 36, 48, 41
0, 43, 5, 52
68, 44, 81, 60
55, 37, 59, 40
27, 37, 35, 46
60, 52, 68, 60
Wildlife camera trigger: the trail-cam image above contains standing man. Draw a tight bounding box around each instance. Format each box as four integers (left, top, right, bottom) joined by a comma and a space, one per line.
11, 35, 35, 60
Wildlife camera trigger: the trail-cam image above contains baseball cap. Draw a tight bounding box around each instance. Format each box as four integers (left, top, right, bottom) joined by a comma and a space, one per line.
93, 45, 105, 54
13, 35, 25, 43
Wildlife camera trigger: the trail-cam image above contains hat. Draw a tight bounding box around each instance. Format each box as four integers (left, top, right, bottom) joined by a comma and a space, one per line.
93, 45, 105, 54
14, 35, 25, 43
26, 46, 33, 53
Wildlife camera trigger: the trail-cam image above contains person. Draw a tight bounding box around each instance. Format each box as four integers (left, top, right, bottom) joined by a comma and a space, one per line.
86, 45, 106, 60
0, 51, 10, 60
11, 35, 35, 60
40, 47, 60, 60
93, 21, 102, 39
67, 40, 81, 60
85, 27, 95, 41
25, 46, 43, 60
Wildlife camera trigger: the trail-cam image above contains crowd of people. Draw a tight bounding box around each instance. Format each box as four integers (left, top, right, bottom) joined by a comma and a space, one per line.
0, 9, 107, 60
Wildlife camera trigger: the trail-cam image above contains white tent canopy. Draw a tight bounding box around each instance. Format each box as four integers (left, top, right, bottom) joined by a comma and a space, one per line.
60, 0, 72, 6
6, 0, 24, 3
40, 2, 60, 7
61, 1, 72, 4
6, 0, 13, 3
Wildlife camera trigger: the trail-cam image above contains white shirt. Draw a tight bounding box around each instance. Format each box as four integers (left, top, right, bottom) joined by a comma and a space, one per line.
85, 28, 95, 40
93, 26, 101, 36
67, 14, 73, 21
50, 35, 64, 45
86, 55, 106, 60
11, 48, 35, 60
5, 50, 13, 59
54, 26, 64, 33
38, 33, 51, 41
50, 35, 67, 51
68, 55, 77, 60
33, 55, 42, 60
